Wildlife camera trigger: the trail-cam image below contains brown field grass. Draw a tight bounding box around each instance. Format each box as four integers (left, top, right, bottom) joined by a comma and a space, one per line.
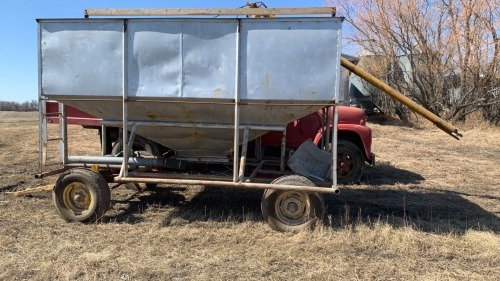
0, 111, 499, 280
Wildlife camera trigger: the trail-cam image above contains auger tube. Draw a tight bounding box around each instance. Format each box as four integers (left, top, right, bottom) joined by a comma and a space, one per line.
341, 57, 462, 140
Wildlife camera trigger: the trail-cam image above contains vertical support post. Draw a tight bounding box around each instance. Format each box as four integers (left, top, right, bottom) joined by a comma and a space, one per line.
232, 20, 241, 182
332, 27, 342, 189
101, 125, 107, 156
280, 129, 286, 172
320, 108, 326, 150
37, 22, 46, 174
238, 127, 249, 182
255, 137, 262, 162
59, 103, 68, 165
38, 98, 47, 173
179, 31, 184, 97
126, 123, 138, 153
331, 104, 339, 187
120, 19, 129, 178
325, 107, 331, 150
121, 102, 128, 177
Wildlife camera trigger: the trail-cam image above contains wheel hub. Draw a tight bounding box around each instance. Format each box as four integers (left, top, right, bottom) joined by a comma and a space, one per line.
338, 153, 353, 176
63, 182, 92, 212
277, 192, 307, 220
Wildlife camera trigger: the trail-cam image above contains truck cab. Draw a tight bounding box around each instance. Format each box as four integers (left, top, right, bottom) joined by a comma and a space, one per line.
262, 106, 374, 183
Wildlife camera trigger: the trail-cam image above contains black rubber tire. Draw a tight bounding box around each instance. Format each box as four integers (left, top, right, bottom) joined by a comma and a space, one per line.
336, 140, 364, 184
145, 183, 158, 190
261, 175, 325, 232
112, 135, 162, 157
52, 169, 111, 223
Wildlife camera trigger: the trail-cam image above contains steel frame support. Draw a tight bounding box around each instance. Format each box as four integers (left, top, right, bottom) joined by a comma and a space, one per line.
120, 20, 129, 178
59, 103, 68, 165
232, 20, 241, 183
101, 125, 107, 156
84, 7, 336, 18
38, 98, 47, 174
115, 176, 340, 194
238, 127, 249, 182
280, 129, 287, 172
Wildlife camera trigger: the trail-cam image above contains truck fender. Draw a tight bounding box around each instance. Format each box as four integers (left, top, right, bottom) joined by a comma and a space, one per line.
312, 124, 373, 163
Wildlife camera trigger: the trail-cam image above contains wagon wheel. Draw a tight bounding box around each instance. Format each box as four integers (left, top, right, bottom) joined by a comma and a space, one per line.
52, 169, 110, 223
336, 140, 364, 184
261, 175, 325, 232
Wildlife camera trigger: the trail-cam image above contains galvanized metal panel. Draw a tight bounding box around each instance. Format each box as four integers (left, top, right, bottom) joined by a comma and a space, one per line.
60, 99, 321, 157
127, 21, 182, 98
39, 20, 123, 97
59, 99, 326, 125
135, 127, 264, 158
40, 18, 342, 101
181, 21, 237, 99
127, 19, 237, 99
239, 18, 342, 101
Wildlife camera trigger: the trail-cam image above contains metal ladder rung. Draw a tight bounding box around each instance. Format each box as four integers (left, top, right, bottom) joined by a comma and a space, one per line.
39, 100, 68, 174
44, 112, 62, 116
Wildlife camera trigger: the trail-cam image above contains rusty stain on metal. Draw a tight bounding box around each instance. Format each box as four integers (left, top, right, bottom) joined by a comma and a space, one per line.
137, 104, 157, 120
191, 131, 202, 141
214, 87, 223, 98
263, 73, 270, 87
183, 104, 194, 122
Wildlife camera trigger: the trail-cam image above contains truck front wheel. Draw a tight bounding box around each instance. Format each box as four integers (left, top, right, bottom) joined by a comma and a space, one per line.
336, 140, 364, 184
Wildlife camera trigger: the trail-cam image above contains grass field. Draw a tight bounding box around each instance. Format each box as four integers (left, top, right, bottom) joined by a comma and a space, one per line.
0, 111, 499, 280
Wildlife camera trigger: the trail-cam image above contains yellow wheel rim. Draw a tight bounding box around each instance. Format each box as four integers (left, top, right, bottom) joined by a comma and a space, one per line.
62, 182, 92, 214
275, 191, 309, 225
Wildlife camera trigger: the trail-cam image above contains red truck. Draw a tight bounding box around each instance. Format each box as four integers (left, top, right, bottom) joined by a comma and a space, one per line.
46, 102, 374, 184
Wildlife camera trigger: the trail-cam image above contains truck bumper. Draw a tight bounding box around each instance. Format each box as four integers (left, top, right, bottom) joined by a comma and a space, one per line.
368, 153, 375, 166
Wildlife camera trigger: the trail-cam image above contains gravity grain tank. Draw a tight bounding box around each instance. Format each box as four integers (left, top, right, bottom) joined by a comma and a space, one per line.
38, 16, 343, 160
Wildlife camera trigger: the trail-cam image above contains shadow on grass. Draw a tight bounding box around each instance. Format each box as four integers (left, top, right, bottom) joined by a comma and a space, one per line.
0, 181, 27, 192
361, 162, 425, 185
325, 187, 500, 234
105, 183, 500, 234
104, 187, 187, 224
162, 187, 263, 226
174, 186, 500, 234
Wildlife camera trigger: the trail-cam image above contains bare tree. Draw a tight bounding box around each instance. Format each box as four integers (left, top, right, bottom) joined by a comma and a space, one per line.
0, 100, 38, 112
330, 0, 500, 123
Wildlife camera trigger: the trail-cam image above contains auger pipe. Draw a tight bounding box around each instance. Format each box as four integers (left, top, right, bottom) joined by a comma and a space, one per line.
341, 57, 462, 140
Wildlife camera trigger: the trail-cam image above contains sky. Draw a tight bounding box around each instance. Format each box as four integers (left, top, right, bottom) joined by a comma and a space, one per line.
0, 0, 332, 102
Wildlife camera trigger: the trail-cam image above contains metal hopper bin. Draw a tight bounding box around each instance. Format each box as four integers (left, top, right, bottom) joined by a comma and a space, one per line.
37, 7, 343, 231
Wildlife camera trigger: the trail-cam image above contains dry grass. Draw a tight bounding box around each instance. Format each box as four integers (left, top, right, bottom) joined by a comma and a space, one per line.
0, 112, 499, 280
